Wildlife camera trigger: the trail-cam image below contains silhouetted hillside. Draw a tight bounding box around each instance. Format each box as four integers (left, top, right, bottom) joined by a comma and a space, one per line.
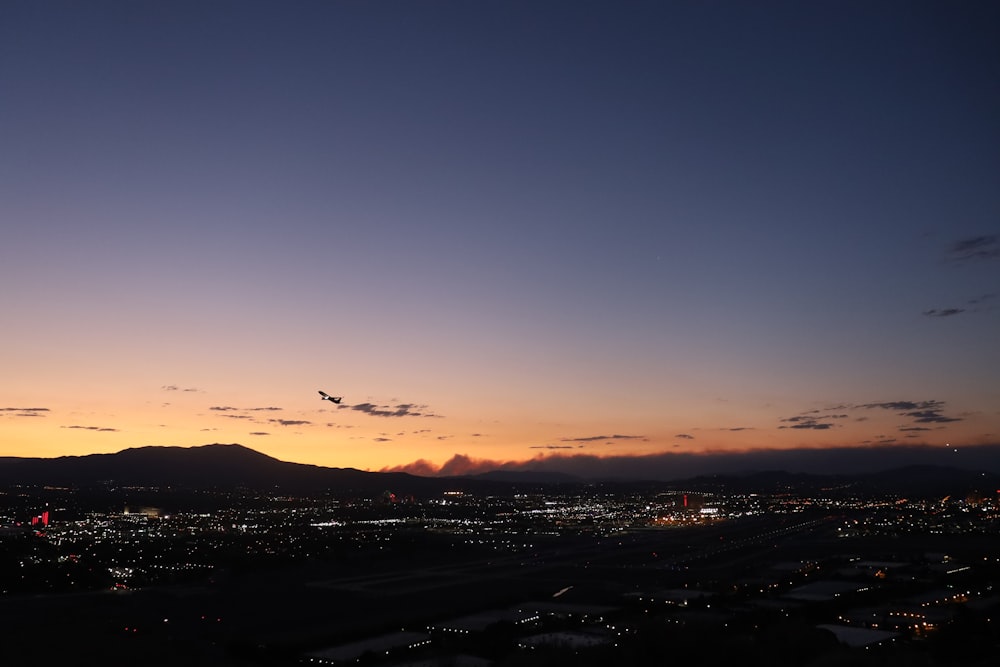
862, 464, 1000, 498
682, 465, 1000, 499
0, 444, 457, 496
1, 445, 996, 500
467, 470, 583, 484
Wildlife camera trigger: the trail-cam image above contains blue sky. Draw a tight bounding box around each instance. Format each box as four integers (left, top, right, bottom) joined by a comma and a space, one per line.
1, 1, 998, 476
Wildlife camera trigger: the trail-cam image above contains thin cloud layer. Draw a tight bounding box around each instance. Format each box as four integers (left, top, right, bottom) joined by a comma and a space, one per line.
348, 402, 439, 418
861, 400, 960, 425
922, 236, 998, 315
558, 434, 646, 444
268, 419, 311, 427
779, 416, 835, 430
781, 399, 962, 434
1, 407, 49, 417
905, 410, 960, 424
948, 235, 1000, 262
923, 293, 996, 318
923, 308, 965, 318
61, 425, 119, 432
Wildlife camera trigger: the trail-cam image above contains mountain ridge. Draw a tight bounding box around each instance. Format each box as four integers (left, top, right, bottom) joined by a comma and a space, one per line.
1, 443, 997, 499
0, 443, 442, 495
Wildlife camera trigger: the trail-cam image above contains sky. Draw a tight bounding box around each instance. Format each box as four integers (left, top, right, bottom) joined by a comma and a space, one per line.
2, 1, 998, 479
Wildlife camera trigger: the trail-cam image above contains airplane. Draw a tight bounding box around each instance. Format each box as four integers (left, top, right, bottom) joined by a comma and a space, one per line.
318, 390, 342, 404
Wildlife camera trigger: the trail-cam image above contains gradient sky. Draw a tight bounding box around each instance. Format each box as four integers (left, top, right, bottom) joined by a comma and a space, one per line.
2, 1, 998, 478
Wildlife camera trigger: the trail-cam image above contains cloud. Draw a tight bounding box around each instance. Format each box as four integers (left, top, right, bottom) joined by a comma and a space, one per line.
529, 445, 577, 449
857, 401, 939, 410
781, 421, 834, 430
857, 399, 961, 425
373, 437, 392, 442
948, 234, 1000, 262
384, 458, 439, 476
559, 434, 646, 444
787, 399, 963, 432
1, 407, 49, 417
61, 425, 119, 432
247, 406, 283, 412
349, 402, 439, 418
903, 410, 961, 424
210, 406, 239, 411
162, 385, 198, 392
383, 454, 485, 476
249, 431, 270, 436
726, 427, 754, 432
859, 400, 943, 412
269, 419, 311, 427
924, 293, 997, 318
675, 434, 694, 440
438, 454, 484, 476
779, 416, 836, 430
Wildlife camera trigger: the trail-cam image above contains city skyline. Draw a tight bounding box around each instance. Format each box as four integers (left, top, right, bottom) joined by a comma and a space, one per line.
2, 1, 998, 477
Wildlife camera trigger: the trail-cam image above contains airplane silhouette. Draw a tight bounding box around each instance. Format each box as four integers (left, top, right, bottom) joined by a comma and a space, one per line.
318, 390, 342, 404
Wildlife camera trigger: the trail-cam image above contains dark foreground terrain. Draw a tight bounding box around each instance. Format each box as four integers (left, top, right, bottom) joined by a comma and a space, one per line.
2, 485, 998, 666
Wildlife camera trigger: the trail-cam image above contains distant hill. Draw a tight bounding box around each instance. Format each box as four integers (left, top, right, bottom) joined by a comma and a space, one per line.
0, 444, 996, 500
680, 465, 1000, 499
0, 444, 459, 497
862, 464, 1000, 498
0, 444, 590, 496
466, 470, 583, 484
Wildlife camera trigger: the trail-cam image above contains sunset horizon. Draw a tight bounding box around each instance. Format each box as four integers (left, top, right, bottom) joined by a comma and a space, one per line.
3, 1, 997, 484
5, 437, 999, 483
3, 3, 998, 664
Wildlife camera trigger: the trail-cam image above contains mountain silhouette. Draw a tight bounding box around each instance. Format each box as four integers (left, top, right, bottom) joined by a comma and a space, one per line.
1, 444, 996, 500
682, 465, 1000, 498
0, 443, 452, 496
